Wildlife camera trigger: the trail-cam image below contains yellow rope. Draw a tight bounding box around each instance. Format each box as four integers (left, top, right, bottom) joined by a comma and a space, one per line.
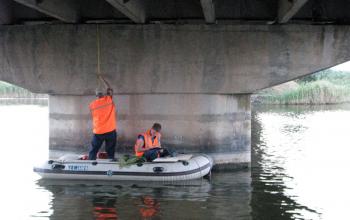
96, 25, 102, 89
96, 25, 101, 76
96, 25, 110, 90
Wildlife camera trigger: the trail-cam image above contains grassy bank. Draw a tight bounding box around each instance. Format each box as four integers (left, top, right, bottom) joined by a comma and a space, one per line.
0, 81, 47, 99
255, 69, 350, 105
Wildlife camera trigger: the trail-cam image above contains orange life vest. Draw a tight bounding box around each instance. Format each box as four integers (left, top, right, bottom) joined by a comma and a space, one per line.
89, 96, 117, 134
134, 129, 161, 157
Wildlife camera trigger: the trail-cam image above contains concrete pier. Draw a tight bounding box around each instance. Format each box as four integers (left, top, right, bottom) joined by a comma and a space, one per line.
49, 94, 251, 169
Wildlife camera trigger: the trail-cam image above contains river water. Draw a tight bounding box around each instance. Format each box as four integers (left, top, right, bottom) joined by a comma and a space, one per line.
0, 102, 349, 220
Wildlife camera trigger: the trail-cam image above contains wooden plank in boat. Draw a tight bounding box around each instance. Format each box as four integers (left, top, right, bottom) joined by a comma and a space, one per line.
152, 154, 193, 163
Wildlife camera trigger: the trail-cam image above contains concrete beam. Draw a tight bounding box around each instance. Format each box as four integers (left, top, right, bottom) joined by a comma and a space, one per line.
200, 0, 216, 24
2, 25, 350, 95
0, 0, 13, 24
13, 0, 79, 23
278, 0, 308, 23
105, 0, 146, 23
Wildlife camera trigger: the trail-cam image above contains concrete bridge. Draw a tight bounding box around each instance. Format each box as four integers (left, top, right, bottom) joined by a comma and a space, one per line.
1, 0, 350, 169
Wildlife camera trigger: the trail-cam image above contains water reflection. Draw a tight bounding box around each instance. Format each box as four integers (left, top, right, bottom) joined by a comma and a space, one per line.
138, 196, 160, 219
92, 196, 118, 220
2, 102, 350, 219
0, 103, 50, 219
251, 104, 350, 220
251, 112, 319, 219
35, 171, 252, 220
37, 179, 210, 220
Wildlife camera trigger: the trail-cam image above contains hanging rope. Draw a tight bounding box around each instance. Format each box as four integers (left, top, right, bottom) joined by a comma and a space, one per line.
96, 25, 101, 76
96, 24, 102, 90
96, 25, 110, 90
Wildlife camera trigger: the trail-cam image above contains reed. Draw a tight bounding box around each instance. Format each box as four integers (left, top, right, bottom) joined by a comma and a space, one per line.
255, 69, 350, 105
0, 81, 46, 99
262, 80, 350, 105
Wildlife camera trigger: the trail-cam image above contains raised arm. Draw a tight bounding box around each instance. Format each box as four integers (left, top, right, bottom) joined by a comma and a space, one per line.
98, 75, 111, 89
106, 88, 113, 97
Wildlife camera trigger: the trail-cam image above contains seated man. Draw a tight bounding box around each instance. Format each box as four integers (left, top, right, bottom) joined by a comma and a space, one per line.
134, 123, 170, 161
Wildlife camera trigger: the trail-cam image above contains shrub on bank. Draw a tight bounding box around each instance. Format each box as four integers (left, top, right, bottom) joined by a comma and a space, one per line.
262, 80, 350, 105
0, 81, 46, 99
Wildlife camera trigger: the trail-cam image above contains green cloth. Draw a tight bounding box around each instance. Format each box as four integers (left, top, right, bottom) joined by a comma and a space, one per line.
118, 155, 145, 167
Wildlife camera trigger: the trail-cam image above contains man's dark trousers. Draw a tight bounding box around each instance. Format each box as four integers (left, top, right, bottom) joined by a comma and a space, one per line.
89, 130, 117, 160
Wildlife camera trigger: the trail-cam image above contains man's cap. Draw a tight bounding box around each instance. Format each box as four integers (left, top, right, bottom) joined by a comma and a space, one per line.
95, 88, 103, 96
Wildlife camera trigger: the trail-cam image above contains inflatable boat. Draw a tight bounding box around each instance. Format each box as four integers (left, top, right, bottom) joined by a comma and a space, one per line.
33, 154, 213, 181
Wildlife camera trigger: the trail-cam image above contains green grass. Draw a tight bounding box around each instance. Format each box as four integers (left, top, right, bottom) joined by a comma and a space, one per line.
262, 80, 350, 105
257, 69, 350, 105
0, 81, 45, 98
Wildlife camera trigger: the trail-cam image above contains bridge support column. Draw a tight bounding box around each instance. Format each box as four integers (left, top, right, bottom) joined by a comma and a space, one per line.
49, 94, 251, 170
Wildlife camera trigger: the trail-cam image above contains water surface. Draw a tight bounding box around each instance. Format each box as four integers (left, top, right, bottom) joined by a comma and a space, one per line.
0, 103, 349, 219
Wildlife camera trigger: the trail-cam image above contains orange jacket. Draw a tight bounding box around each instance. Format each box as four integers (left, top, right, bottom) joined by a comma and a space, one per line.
89, 96, 117, 134
134, 129, 161, 157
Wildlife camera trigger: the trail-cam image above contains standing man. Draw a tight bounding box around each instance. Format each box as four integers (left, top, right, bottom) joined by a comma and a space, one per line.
89, 87, 117, 160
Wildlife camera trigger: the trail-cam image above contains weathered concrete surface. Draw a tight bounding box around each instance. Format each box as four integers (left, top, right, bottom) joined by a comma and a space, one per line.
49, 94, 251, 168
1, 24, 350, 95
0, 0, 13, 25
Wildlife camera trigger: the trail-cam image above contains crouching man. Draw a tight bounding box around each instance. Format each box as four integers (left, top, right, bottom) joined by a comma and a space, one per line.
134, 123, 170, 161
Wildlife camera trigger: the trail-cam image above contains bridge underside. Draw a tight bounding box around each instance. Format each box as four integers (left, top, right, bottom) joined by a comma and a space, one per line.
1, 23, 350, 169
1, 0, 350, 26
1, 24, 350, 94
